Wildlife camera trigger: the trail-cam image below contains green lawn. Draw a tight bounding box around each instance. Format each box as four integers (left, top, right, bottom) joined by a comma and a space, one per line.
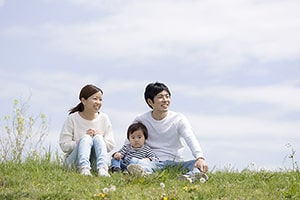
0, 159, 299, 200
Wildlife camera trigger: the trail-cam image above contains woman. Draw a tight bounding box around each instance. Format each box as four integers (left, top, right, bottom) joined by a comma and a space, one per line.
59, 84, 115, 177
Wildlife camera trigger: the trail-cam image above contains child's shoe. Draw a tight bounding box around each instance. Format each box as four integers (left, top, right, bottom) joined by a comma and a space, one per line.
111, 166, 121, 173
127, 164, 145, 177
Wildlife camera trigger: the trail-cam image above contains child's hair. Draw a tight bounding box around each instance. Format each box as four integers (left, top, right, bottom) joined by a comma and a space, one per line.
144, 82, 171, 109
127, 122, 148, 140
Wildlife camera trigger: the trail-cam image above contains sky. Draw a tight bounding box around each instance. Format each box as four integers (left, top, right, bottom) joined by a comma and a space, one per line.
1, 0, 300, 171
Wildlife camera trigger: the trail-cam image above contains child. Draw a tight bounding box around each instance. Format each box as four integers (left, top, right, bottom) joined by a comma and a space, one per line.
110, 122, 158, 175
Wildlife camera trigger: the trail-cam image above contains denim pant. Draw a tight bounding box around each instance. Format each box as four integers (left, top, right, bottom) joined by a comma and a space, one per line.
65, 134, 108, 170
157, 160, 201, 175
111, 157, 157, 173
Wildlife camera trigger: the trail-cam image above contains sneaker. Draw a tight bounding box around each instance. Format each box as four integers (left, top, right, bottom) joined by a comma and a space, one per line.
127, 164, 145, 177
199, 173, 209, 183
178, 174, 193, 183
98, 168, 111, 177
80, 167, 92, 176
122, 169, 129, 175
179, 172, 208, 183
111, 167, 121, 173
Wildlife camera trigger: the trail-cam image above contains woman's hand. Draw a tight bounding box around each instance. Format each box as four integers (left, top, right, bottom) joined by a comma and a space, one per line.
86, 128, 99, 137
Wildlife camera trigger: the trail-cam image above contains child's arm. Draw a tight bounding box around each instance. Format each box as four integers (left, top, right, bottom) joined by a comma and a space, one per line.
112, 144, 128, 160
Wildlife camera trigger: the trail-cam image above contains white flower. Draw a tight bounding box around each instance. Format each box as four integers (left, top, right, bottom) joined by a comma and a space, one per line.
110, 185, 116, 192
160, 182, 165, 189
102, 187, 109, 194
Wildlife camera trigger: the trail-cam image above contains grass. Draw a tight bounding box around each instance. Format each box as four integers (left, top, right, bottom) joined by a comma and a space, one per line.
0, 158, 299, 200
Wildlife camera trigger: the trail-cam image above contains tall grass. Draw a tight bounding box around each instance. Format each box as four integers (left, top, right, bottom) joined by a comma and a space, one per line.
0, 157, 299, 200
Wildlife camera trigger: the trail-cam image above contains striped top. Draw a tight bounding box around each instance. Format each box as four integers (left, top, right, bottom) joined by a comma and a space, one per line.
117, 144, 158, 165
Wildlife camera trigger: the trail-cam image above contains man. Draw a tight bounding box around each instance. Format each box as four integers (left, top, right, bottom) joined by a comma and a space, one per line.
133, 82, 208, 182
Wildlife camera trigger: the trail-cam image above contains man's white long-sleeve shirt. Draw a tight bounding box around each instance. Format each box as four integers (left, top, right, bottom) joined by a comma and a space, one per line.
133, 111, 204, 162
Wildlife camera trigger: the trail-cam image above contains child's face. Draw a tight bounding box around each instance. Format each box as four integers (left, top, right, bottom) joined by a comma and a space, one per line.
129, 129, 145, 148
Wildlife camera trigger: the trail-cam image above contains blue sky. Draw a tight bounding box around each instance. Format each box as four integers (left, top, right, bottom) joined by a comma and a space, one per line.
1, 0, 300, 171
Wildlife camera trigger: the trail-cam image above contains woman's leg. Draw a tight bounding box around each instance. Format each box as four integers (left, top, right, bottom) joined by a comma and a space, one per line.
92, 134, 108, 170
65, 145, 79, 169
77, 134, 93, 169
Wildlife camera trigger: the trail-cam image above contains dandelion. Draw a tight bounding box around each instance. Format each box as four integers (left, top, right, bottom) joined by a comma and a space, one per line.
93, 193, 106, 198
160, 182, 165, 189
102, 187, 109, 194
191, 186, 199, 191
183, 186, 188, 191
110, 185, 116, 192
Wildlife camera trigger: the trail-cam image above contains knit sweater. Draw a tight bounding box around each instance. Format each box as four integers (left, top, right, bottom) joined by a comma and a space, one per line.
59, 112, 115, 155
133, 111, 204, 162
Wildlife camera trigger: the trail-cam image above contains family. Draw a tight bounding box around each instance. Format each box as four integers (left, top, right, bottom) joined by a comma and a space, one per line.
59, 82, 209, 182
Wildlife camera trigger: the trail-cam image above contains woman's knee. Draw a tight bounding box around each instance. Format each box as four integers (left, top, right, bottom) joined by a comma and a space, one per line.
93, 134, 103, 140
79, 134, 93, 144
93, 134, 105, 144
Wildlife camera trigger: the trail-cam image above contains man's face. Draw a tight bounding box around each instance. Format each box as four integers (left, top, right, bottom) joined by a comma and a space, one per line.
148, 90, 170, 112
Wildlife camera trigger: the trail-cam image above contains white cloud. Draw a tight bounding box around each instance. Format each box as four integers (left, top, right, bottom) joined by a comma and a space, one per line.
174, 82, 300, 112
1, 0, 299, 71
0, 25, 37, 38
22, 0, 295, 70
188, 113, 300, 138
1, 0, 300, 70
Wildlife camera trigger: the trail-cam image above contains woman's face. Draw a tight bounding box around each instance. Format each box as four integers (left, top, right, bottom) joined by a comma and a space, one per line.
82, 91, 103, 113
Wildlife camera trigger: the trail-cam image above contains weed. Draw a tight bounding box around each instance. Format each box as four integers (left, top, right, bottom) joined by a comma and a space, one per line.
0, 99, 48, 163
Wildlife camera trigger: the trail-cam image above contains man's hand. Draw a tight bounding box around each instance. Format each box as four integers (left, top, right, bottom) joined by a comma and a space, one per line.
194, 158, 209, 173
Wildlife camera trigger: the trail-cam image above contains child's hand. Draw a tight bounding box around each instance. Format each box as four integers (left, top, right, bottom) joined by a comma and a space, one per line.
113, 152, 122, 160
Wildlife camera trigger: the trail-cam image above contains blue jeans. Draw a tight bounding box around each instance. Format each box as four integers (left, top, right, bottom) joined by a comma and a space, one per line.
65, 134, 108, 170
157, 160, 201, 175
111, 157, 157, 173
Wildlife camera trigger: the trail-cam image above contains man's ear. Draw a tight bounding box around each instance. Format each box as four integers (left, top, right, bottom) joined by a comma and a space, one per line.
147, 98, 153, 105
147, 98, 154, 108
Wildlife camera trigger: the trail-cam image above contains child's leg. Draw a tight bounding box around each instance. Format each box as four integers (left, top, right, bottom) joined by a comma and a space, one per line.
111, 158, 121, 168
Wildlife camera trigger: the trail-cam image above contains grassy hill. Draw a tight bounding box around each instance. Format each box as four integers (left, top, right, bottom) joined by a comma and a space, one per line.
0, 158, 299, 200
